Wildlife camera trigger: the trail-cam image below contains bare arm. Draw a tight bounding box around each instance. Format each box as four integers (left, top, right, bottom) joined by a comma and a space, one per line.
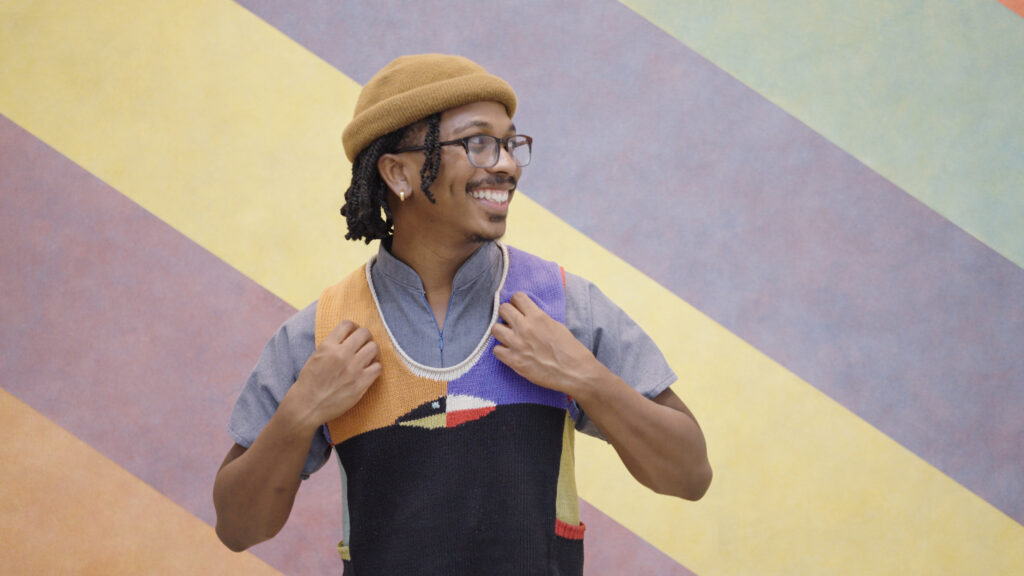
213, 320, 381, 551
492, 292, 711, 500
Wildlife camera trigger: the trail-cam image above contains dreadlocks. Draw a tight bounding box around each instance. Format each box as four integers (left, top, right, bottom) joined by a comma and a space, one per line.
341, 113, 442, 243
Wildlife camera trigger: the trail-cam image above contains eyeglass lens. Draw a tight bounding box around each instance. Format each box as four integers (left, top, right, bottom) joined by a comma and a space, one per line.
467, 135, 531, 168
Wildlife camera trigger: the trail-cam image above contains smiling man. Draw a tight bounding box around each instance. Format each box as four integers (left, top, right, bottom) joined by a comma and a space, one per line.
213, 54, 711, 575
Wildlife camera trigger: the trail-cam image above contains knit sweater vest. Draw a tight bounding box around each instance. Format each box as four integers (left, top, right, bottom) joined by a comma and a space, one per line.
314, 244, 584, 576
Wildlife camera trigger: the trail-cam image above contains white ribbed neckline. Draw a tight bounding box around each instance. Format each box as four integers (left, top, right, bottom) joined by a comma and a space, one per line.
364, 242, 510, 381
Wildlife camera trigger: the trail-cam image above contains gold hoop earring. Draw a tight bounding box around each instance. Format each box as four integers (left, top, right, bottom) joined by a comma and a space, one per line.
399, 191, 406, 202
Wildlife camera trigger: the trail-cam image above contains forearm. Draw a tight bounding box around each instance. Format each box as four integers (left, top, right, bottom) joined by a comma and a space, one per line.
574, 368, 711, 500
213, 395, 320, 551
490, 293, 711, 499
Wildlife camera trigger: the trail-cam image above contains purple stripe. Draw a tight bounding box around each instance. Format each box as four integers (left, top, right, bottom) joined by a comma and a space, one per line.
0, 114, 694, 574
236, 0, 1024, 524
0, 115, 339, 575
580, 500, 696, 576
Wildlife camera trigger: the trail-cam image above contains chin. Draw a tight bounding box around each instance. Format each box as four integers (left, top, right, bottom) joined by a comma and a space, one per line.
469, 225, 506, 243
467, 217, 507, 243
469, 232, 505, 244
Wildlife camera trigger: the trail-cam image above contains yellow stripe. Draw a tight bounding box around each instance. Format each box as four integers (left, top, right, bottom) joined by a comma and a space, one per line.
0, 0, 374, 307
2, 1, 1022, 574
0, 388, 282, 575
506, 199, 1024, 575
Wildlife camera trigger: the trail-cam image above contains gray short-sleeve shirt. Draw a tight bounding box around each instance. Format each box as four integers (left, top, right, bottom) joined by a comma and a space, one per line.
228, 243, 676, 478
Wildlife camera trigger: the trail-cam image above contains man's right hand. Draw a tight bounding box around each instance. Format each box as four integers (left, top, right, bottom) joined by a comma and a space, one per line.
213, 319, 381, 552
287, 320, 382, 427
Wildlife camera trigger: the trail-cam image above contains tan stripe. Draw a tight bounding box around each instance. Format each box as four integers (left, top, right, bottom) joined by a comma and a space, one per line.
0, 388, 282, 576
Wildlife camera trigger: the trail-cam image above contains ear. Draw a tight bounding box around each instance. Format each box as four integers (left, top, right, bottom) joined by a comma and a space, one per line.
377, 153, 415, 202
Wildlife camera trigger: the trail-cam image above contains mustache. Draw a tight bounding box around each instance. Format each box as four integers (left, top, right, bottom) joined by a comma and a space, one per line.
466, 175, 517, 192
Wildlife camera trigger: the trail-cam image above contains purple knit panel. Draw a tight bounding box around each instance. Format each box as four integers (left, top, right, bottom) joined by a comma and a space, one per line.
448, 246, 567, 409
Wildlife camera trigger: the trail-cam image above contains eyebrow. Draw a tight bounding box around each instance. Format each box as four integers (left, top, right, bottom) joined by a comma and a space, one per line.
450, 119, 517, 136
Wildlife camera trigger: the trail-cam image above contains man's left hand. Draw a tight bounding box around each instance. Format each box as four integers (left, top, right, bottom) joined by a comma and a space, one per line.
491, 292, 607, 396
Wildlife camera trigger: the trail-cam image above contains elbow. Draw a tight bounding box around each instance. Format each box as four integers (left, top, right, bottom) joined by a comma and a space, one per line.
215, 520, 253, 553
217, 537, 249, 554
215, 519, 281, 553
683, 461, 713, 501
213, 496, 278, 552
653, 460, 713, 501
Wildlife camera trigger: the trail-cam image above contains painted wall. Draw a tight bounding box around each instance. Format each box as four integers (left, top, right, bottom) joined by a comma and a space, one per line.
2, 1, 1022, 574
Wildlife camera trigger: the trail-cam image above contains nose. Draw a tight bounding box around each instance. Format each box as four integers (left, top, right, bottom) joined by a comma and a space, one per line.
488, 143, 518, 174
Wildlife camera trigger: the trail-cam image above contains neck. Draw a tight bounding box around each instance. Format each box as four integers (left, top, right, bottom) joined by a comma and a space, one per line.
389, 232, 489, 330
389, 231, 485, 294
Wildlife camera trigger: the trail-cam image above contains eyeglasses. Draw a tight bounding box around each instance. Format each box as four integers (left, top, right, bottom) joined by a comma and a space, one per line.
394, 134, 533, 168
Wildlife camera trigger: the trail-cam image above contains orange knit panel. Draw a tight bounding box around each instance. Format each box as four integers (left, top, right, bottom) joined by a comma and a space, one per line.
316, 266, 446, 445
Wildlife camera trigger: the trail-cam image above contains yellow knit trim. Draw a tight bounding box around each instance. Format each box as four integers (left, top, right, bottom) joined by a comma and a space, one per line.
337, 540, 351, 561
555, 412, 581, 526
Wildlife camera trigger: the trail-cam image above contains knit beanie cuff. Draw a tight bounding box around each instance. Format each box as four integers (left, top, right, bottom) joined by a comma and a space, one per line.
342, 54, 517, 162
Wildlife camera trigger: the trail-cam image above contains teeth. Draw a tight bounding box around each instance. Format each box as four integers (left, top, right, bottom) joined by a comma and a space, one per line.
470, 189, 510, 203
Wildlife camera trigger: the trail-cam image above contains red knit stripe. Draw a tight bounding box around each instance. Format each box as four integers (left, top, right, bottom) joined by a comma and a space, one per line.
445, 406, 496, 428
555, 519, 586, 540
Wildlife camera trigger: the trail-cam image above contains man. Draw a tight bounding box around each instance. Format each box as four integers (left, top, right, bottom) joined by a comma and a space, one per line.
213, 54, 711, 575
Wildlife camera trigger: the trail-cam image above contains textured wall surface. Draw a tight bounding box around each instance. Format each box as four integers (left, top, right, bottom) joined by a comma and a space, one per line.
1, 1, 1022, 574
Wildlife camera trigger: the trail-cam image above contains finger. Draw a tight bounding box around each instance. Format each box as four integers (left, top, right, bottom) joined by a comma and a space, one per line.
352, 340, 380, 366
492, 344, 511, 365
491, 322, 514, 344
322, 320, 359, 348
338, 325, 374, 352
354, 361, 382, 389
493, 346, 527, 378
498, 301, 525, 327
509, 292, 542, 315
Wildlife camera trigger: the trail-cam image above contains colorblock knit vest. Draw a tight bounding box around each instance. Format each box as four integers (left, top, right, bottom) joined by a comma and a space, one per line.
314, 244, 584, 576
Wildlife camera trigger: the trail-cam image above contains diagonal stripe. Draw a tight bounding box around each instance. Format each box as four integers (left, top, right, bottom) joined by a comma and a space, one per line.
2, 1, 1023, 574
232, 0, 1024, 526
0, 388, 282, 576
0, 113, 689, 575
998, 0, 1024, 18
621, 0, 1024, 269
0, 0, 375, 308
0, 113, 348, 576
507, 193, 1024, 575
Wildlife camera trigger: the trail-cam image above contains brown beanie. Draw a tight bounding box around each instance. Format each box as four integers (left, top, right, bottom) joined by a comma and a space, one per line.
342, 54, 517, 162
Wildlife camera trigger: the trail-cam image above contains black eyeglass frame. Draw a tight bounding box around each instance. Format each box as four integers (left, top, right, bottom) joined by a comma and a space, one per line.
393, 134, 533, 168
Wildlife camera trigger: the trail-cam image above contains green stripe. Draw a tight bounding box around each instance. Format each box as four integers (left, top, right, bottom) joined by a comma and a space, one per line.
621, 0, 1024, 268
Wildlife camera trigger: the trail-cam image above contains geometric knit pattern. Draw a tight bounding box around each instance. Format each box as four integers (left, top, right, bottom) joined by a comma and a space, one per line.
315, 244, 584, 575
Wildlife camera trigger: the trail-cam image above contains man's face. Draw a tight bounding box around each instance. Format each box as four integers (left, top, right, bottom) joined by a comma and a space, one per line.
408, 100, 522, 245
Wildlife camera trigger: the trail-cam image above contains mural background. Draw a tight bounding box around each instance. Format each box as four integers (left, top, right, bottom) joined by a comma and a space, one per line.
2, 1, 1022, 574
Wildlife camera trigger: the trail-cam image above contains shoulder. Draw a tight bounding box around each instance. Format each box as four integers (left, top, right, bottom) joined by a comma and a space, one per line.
563, 270, 676, 392
504, 245, 562, 279
505, 244, 554, 264
282, 300, 318, 344
227, 301, 317, 443
502, 246, 567, 324
258, 301, 318, 382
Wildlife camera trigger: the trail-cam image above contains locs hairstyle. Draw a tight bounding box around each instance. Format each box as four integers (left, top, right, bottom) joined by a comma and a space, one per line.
341, 113, 442, 243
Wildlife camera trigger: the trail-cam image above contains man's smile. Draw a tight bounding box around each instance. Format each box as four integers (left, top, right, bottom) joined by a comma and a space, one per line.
469, 188, 514, 213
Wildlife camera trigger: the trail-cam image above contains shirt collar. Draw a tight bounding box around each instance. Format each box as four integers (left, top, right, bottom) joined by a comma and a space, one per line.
373, 241, 503, 293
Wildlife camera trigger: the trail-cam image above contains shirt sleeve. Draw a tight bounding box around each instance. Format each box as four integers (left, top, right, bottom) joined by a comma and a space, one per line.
226, 301, 332, 478
564, 271, 677, 440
